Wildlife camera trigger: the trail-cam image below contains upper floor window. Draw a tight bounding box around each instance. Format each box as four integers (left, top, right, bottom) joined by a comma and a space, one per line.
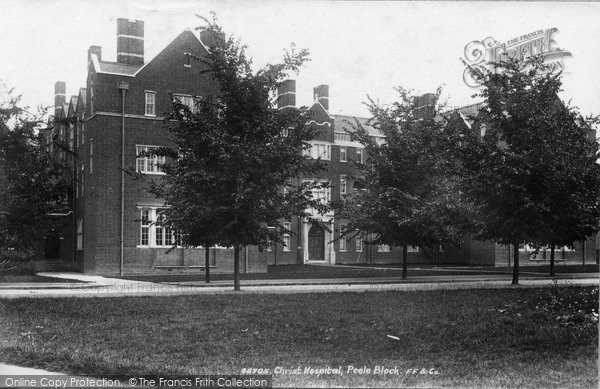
136, 145, 165, 174
340, 176, 347, 196
145, 91, 156, 116
173, 94, 197, 113
356, 148, 364, 163
89, 139, 94, 174
340, 147, 347, 162
304, 143, 331, 160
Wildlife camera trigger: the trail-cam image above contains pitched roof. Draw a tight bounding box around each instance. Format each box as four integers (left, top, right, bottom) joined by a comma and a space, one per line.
97, 60, 140, 75
333, 114, 381, 137
78, 88, 86, 104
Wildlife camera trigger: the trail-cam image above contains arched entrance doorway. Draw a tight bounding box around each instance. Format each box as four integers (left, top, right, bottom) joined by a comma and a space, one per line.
308, 224, 325, 262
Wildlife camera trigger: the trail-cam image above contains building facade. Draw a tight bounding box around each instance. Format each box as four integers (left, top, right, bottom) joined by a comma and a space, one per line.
43, 19, 595, 275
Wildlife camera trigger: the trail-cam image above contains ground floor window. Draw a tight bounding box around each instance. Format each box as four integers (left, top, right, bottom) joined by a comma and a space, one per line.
139, 208, 179, 247
378, 244, 390, 252
283, 222, 291, 252
76, 218, 83, 250
356, 235, 363, 252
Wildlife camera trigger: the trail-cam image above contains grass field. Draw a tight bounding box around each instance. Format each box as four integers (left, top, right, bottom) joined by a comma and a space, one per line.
112, 263, 600, 284
0, 286, 597, 388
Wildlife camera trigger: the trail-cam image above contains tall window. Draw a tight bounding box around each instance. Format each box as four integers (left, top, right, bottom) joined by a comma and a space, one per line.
89, 139, 94, 174
340, 176, 347, 196
140, 209, 151, 246
136, 146, 165, 174
356, 235, 363, 252
283, 222, 291, 252
76, 219, 83, 250
340, 147, 347, 162
339, 224, 347, 252
145, 91, 156, 116
139, 208, 178, 247
81, 121, 85, 145
80, 162, 85, 197
356, 148, 363, 163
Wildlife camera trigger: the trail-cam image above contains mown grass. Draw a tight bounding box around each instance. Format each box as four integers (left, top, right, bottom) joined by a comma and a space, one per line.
0, 287, 597, 388
113, 263, 599, 283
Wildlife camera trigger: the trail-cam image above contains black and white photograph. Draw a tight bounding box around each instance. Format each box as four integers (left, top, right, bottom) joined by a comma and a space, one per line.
0, 1, 598, 388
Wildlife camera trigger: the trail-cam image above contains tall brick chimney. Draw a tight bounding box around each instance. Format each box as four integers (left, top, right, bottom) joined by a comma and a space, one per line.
117, 18, 144, 66
415, 93, 436, 119
277, 79, 296, 109
313, 84, 329, 111
54, 81, 66, 116
88, 45, 102, 63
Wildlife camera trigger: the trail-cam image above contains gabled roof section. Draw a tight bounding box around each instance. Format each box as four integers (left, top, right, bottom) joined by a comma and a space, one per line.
78, 88, 86, 105
134, 30, 209, 77
333, 114, 381, 137
307, 100, 333, 125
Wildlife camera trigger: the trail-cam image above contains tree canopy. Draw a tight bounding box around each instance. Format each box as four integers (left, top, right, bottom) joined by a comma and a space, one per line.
0, 83, 71, 257
337, 88, 473, 279
148, 14, 328, 290
456, 57, 600, 283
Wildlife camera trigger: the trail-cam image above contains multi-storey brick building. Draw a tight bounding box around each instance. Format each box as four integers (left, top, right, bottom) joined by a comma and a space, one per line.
43, 18, 595, 275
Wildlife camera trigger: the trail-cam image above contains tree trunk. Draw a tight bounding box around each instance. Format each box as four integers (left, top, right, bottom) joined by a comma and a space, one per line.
550, 243, 555, 277
402, 245, 408, 280
233, 245, 240, 291
512, 243, 519, 285
205, 246, 210, 283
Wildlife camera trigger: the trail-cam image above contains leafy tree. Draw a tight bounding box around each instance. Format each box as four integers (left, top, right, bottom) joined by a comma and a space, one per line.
458, 57, 600, 284
149, 15, 327, 290
0, 83, 72, 258
337, 88, 473, 279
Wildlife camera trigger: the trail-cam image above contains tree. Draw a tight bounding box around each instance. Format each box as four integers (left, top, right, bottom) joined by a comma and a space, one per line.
149, 14, 327, 290
0, 83, 72, 257
337, 88, 473, 279
457, 57, 600, 284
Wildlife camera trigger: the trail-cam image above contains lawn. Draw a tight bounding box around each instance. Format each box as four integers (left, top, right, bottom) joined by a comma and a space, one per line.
112, 263, 599, 284
0, 275, 84, 283
0, 287, 597, 388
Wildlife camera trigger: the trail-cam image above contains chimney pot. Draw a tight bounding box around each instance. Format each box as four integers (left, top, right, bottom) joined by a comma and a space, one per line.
54, 81, 66, 116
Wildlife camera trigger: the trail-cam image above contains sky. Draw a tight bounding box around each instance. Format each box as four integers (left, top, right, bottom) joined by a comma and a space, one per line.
0, 0, 599, 119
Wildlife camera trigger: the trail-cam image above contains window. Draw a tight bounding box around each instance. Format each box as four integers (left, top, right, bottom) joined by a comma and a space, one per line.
378, 244, 390, 252
339, 224, 347, 252
140, 209, 151, 246
76, 219, 83, 250
340, 147, 347, 162
81, 121, 85, 145
173, 94, 197, 113
283, 222, 291, 252
145, 91, 156, 116
356, 148, 363, 163
340, 176, 347, 196
312, 185, 331, 205
356, 235, 363, 252
69, 125, 74, 152
136, 146, 165, 174
408, 245, 419, 252
139, 208, 178, 247
80, 162, 85, 197
304, 143, 331, 160
89, 139, 94, 174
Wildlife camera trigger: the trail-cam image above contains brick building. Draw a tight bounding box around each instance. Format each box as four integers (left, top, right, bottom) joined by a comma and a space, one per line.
43, 19, 595, 275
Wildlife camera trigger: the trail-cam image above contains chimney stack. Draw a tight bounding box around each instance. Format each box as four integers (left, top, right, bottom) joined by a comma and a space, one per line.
54, 81, 66, 116
277, 79, 296, 109
415, 93, 436, 119
117, 18, 144, 65
88, 45, 102, 63
313, 84, 329, 111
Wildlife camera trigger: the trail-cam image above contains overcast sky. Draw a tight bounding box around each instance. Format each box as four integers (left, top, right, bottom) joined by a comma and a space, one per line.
1, 0, 598, 119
